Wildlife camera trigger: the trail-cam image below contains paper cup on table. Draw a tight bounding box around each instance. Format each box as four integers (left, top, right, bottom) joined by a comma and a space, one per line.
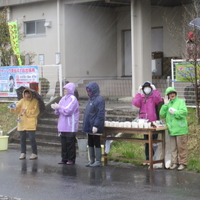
115, 121, 120, 127
138, 122, 144, 128
104, 121, 107, 127
132, 122, 138, 128
126, 122, 131, 128
143, 123, 149, 128
110, 121, 114, 127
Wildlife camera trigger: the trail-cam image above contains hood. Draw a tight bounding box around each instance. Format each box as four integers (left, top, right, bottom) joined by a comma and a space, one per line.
86, 82, 100, 98
142, 81, 152, 90
22, 88, 33, 99
165, 87, 177, 96
63, 82, 75, 95
188, 31, 194, 40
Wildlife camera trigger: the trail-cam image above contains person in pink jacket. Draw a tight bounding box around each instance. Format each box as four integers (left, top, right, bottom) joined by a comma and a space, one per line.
132, 81, 163, 163
51, 82, 79, 165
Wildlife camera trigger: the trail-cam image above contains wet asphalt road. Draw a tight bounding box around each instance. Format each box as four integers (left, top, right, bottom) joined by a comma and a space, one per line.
0, 148, 200, 200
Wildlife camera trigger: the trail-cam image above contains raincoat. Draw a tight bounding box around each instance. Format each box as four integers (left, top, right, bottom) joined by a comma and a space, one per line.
10, 89, 40, 131
55, 83, 79, 132
159, 87, 188, 136
132, 89, 162, 122
82, 82, 105, 133
186, 32, 200, 61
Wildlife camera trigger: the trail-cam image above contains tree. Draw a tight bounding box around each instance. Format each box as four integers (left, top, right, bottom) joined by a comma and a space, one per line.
0, 7, 14, 66
183, 0, 200, 124
164, 0, 200, 123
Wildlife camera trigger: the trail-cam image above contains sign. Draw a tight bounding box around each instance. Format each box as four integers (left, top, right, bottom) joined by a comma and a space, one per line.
175, 63, 200, 82
0, 66, 39, 97
8, 21, 22, 66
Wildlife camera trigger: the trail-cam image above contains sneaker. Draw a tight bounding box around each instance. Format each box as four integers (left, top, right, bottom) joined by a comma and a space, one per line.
142, 162, 150, 166
66, 161, 74, 165
58, 161, 67, 164
169, 164, 178, 170
85, 161, 94, 167
29, 154, 38, 160
90, 161, 102, 167
19, 153, 26, 160
177, 164, 186, 171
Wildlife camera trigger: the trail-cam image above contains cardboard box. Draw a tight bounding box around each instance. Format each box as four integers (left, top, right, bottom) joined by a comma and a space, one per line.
0, 136, 9, 151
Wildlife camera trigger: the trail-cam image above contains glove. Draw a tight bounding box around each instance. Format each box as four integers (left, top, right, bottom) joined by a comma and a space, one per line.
92, 126, 98, 134
8, 102, 16, 110
51, 103, 56, 110
51, 103, 59, 110
164, 96, 170, 105
168, 107, 177, 115
151, 84, 156, 90
138, 85, 142, 93
54, 103, 59, 109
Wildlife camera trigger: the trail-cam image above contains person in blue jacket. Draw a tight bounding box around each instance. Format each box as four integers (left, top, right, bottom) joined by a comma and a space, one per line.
82, 82, 105, 167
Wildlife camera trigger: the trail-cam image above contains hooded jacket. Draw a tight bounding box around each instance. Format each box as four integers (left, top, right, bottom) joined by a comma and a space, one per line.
10, 88, 40, 131
159, 87, 188, 136
132, 88, 162, 122
186, 32, 200, 61
55, 82, 79, 132
82, 82, 105, 133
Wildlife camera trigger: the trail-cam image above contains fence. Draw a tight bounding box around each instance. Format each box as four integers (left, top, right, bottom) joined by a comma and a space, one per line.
38, 64, 63, 98
171, 59, 200, 106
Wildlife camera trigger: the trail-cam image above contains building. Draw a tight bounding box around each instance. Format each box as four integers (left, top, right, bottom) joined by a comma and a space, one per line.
0, 0, 194, 97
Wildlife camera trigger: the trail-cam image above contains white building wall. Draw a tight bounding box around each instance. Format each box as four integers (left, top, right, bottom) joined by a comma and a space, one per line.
151, 6, 183, 58
10, 1, 58, 65
64, 4, 117, 81
116, 7, 131, 77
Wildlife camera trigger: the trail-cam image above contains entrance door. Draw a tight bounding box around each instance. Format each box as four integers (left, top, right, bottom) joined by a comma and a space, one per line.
123, 30, 132, 76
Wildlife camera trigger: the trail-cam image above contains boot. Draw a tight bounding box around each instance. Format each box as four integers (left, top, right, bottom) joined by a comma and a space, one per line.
90, 147, 102, 167
86, 147, 95, 167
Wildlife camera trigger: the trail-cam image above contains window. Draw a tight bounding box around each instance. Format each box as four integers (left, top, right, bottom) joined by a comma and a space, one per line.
24, 20, 46, 36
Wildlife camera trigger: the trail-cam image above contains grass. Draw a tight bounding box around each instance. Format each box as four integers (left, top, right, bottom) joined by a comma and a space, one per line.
0, 103, 17, 134
108, 107, 200, 172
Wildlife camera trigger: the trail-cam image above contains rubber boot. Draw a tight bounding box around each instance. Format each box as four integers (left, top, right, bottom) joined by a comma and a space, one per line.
85, 147, 95, 167
90, 148, 102, 167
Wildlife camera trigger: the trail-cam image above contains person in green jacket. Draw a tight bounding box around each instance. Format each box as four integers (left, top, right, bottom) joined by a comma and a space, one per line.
160, 87, 188, 171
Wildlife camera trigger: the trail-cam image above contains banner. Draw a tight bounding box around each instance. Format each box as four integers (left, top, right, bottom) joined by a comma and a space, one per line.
8, 21, 22, 66
0, 66, 39, 97
175, 63, 200, 82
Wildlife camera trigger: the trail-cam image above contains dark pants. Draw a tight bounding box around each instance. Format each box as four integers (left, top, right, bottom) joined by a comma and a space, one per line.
144, 134, 158, 160
60, 132, 76, 162
19, 131, 37, 155
88, 134, 101, 148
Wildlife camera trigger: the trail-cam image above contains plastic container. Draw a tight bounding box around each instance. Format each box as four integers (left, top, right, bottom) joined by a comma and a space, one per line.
0, 136, 9, 151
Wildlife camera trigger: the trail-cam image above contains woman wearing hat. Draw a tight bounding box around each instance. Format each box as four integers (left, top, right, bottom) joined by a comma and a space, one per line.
160, 87, 188, 171
186, 31, 200, 61
132, 81, 163, 163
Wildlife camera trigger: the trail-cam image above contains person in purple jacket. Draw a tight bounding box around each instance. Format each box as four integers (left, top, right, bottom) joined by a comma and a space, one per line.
132, 81, 163, 163
51, 82, 79, 165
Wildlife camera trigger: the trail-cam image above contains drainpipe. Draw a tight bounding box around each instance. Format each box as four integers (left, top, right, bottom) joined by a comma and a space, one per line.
7, 7, 11, 21
57, 0, 60, 54
57, 0, 63, 96
131, 0, 136, 97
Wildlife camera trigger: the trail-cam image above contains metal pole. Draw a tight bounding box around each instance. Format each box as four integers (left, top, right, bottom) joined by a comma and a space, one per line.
59, 64, 63, 96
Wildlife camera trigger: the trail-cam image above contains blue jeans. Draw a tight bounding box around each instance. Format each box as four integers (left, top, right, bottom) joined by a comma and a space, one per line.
19, 131, 37, 155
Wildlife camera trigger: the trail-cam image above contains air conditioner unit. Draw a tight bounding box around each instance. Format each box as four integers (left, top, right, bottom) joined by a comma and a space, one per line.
44, 21, 52, 28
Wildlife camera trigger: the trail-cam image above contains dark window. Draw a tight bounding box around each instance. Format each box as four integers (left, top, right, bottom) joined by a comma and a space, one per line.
24, 20, 45, 36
